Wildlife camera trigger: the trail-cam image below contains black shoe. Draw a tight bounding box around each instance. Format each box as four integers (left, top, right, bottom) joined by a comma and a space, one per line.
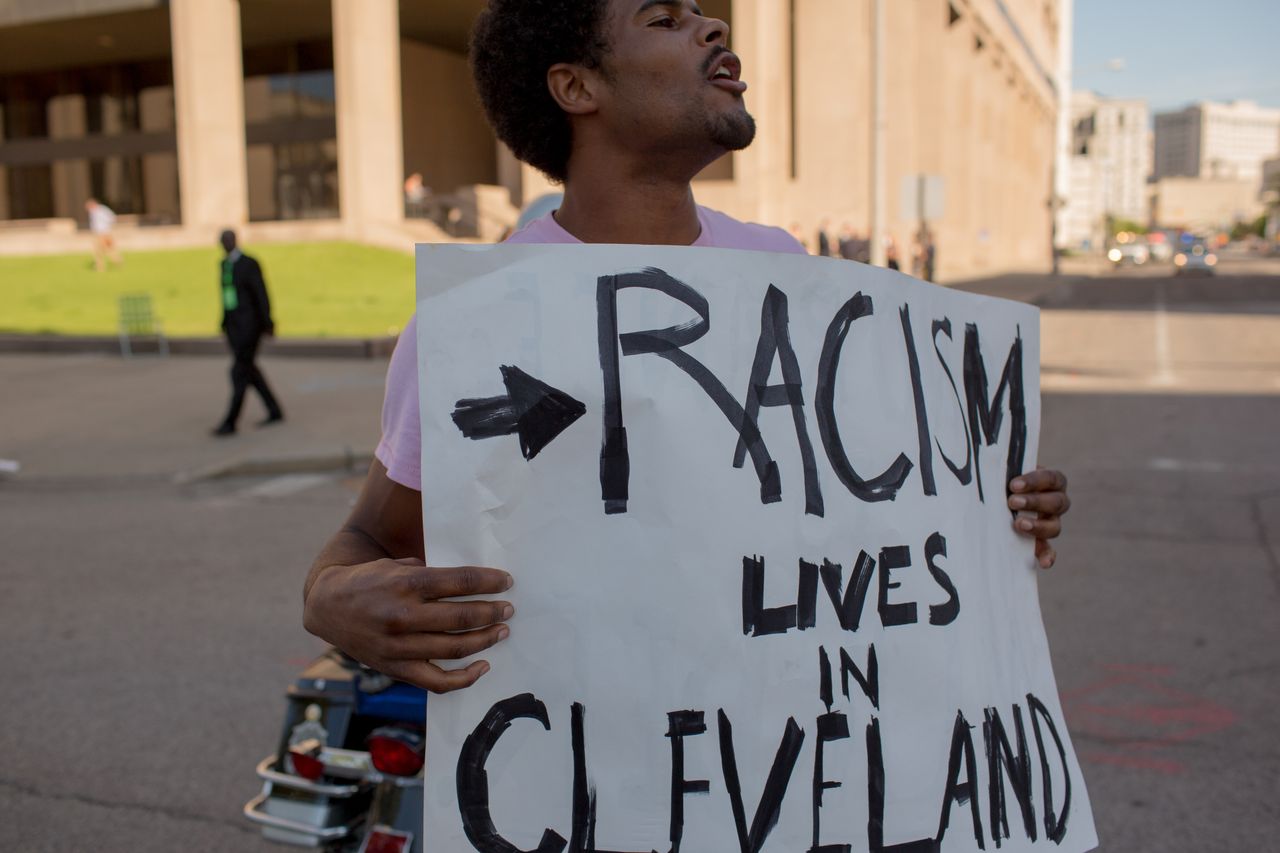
256, 413, 285, 428
212, 423, 236, 437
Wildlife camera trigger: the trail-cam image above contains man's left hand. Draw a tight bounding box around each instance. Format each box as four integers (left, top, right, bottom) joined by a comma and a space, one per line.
1007, 467, 1070, 569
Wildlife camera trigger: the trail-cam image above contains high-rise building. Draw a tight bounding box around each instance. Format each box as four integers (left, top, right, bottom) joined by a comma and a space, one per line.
1, 0, 1066, 280
1153, 100, 1280, 183
1059, 91, 1149, 247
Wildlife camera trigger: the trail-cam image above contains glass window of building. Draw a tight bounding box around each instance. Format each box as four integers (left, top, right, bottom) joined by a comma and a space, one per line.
0, 6, 179, 225
241, 2, 339, 222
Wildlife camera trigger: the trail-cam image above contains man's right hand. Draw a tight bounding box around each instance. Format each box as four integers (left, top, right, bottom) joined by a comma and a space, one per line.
303, 557, 514, 693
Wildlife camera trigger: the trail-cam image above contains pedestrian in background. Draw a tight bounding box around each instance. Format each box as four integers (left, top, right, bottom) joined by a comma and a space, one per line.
404, 172, 428, 218
85, 198, 122, 272
213, 229, 284, 437
886, 236, 901, 271
816, 218, 833, 257
838, 222, 858, 260
915, 227, 937, 281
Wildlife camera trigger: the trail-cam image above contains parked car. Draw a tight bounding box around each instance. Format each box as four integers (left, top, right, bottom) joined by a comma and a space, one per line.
1107, 242, 1149, 266
244, 649, 427, 852
1174, 244, 1218, 276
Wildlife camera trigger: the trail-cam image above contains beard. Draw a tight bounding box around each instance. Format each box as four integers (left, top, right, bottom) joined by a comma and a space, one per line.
708, 105, 757, 151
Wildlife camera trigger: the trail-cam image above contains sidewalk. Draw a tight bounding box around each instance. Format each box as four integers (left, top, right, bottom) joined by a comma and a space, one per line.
0, 353, 387, 481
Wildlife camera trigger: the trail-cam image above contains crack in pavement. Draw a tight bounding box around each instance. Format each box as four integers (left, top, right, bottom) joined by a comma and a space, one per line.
0, 777, 258, 836
1248, 490, 1280, 597
1204, 660, 1280, 687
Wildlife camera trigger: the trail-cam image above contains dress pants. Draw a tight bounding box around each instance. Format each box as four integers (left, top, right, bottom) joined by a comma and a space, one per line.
221, 334, 282, 428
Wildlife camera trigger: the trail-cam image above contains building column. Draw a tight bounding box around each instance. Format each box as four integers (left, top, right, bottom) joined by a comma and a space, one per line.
727, 0, 791, 225
0, 105, 12, 219
169, 0, 249, 232
48, 96, 90, 220
333, 0, 404, 238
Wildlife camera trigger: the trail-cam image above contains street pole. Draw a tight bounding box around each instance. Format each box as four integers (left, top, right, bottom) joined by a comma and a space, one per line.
1052, 0, 1075, 275
869, 0, 887, 268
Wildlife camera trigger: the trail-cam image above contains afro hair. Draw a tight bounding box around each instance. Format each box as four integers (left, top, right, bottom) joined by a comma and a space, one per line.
470, 0, 612, 183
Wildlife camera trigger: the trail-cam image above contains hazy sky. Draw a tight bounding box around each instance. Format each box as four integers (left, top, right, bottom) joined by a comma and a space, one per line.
1073, 0, 1280, 113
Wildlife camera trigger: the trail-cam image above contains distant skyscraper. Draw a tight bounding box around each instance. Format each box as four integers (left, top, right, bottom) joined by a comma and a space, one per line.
1153, 101, 1280, 183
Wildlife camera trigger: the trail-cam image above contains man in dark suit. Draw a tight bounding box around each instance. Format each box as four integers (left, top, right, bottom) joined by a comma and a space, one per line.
213, 229, 284, 436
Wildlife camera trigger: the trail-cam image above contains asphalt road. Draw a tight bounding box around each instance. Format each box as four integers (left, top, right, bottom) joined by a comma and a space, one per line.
2, 255, 1277, 851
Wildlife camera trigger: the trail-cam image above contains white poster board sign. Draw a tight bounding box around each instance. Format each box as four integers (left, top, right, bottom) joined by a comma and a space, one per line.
416, 244, 1096, 853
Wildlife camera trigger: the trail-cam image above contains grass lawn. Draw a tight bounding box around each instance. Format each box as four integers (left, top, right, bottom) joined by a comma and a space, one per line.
0, 241, 415, 338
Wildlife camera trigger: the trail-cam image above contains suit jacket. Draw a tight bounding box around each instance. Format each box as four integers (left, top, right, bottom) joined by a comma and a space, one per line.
220, 252, 274, 347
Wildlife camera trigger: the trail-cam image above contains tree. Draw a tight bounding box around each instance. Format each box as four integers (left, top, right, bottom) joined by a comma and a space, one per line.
1110, 218, 1147, 237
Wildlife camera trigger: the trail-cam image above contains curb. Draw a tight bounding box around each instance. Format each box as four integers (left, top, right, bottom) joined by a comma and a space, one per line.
0, 334, 399, 359
175, 446, 376, 484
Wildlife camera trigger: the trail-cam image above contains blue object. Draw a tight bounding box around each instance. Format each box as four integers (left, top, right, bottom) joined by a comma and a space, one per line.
356, 682, 427, 724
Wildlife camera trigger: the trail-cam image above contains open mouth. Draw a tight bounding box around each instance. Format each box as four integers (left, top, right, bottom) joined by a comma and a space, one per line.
707, 51, 747, 94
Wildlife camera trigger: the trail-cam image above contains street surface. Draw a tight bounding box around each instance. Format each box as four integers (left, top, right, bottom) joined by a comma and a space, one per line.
2, 254, 1278, 851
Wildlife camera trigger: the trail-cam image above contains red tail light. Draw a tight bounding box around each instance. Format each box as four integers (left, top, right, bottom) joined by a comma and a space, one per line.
367, 726, 425, 777
361, 825, 414, 853
287, 748, 325, 781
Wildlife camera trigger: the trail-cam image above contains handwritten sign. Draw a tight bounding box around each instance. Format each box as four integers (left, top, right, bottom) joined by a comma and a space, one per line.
416, 244, 1097, 853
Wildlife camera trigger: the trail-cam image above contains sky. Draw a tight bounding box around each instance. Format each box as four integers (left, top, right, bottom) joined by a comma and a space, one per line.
1073, 0, 1280, 113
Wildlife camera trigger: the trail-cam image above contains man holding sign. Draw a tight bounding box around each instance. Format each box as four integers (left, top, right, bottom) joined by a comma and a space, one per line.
304, 3, 1087, 849
304, 0, 1069, 695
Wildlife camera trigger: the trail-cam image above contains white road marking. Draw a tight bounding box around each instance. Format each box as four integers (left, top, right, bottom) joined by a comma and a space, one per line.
1147, 457, 1227, 473
1153, 284, 1175, 388
240, 473, 331, 499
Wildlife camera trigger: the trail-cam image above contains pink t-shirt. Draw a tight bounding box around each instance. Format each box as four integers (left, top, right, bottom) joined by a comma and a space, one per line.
375, 205, 807, 490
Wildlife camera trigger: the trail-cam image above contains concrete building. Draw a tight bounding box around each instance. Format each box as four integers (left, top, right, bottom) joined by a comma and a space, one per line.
1, 0, 1065, 281
1261, 157, 1280, 240
1059, 90, 1149, 248
1153, 100, 1280, 183
1150, 176, 1263, 233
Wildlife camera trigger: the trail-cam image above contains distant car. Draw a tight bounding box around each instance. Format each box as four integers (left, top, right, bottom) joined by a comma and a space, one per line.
1147, 241, 1173, 263
1174, 244, 1217, 276
1107, 243, 1149, 266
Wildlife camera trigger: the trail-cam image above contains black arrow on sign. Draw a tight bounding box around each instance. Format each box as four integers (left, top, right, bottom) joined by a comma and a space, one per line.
451, 365, 587, 460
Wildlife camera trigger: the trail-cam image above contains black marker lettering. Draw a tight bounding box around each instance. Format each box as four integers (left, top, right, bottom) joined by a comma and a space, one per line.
667, 711, 710, 853
839, 645, 880, 711
815, 293, 914, 503
1028, 693, 1072, 844
598, 270, 781, 515
931, 318, 973, 486
569, 702, 596, 852
596, 276, 629, 515
569, 703, 646, 853
900, 305, 935, 496
742, 555, 797, 637
718, 710, 806, 853
963, 323, 1027, 504
936, 711, 986, 850
877, 546, 918, 628
733, 285, 824, 515
457, 694, 567, 853
820, 553, 876, 632
811, 712, 852, 853
984, 705, 1037, 846
924, 532, 959, 626
818, 646, 834, 712
798, 559, 820, 630
866, 717, 937, 852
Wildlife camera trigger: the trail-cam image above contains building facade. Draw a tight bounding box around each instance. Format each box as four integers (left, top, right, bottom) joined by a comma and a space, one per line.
1059, 90, 1150, 247
1150, 176, 1264, 233
1257, 157, 1280, 240
1, 0, 1064, 280
1153, 100, 1280, 184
